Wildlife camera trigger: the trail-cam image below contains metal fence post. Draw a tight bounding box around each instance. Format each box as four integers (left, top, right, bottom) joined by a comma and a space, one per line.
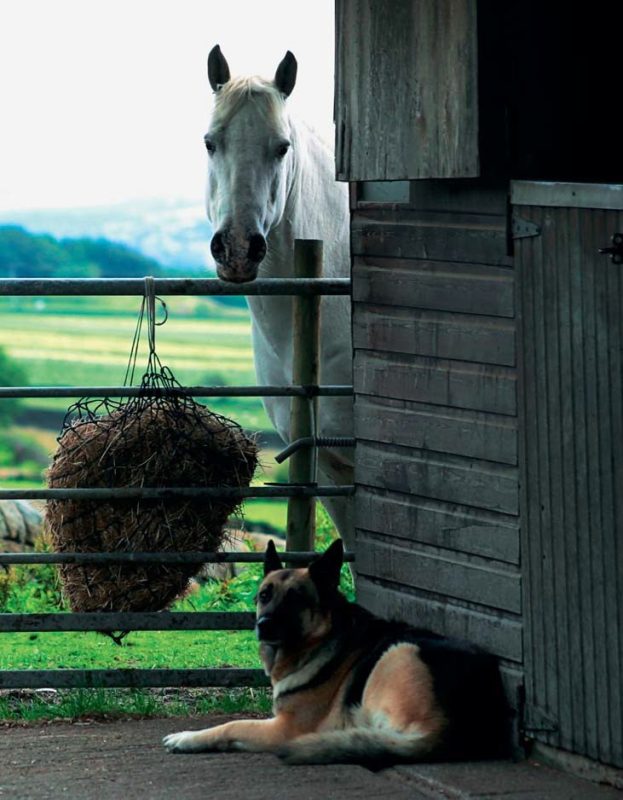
286, 240, 322, 555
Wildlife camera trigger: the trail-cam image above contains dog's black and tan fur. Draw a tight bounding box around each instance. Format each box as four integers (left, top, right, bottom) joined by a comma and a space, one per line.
163, 539, 510, 766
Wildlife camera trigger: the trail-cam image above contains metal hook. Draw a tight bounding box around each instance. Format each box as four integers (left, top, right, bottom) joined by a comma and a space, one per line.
155, 297, 168, 326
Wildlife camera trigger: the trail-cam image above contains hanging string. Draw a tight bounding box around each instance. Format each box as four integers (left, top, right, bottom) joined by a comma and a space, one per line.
123, 277, 169, 389
123, 295, 146, 388
145, 276, 157, 365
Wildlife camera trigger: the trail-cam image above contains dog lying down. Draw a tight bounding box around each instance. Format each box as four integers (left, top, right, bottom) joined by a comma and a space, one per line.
163, 539, 511, 766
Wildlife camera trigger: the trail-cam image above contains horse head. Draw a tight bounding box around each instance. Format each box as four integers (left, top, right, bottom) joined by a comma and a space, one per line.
205, 45, 298, 283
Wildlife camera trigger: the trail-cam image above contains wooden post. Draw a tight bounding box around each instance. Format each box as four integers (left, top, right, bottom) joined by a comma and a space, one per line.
286, 240, 322, 556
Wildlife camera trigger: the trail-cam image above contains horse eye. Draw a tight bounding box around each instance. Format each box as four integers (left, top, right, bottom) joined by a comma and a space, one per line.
205, 138, 216, 154
276, 142, 290, 159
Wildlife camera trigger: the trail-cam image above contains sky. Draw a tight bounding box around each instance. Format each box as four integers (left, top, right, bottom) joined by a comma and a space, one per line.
0, 0, 335, 213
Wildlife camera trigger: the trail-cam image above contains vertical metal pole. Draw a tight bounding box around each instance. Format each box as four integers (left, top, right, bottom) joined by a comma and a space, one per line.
286, 240, 322, 556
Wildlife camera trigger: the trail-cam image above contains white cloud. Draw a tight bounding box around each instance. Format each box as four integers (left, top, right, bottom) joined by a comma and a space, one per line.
0, 0, 334, 211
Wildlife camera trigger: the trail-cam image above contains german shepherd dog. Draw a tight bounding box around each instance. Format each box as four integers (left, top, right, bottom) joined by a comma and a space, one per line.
163, 539, 510, 766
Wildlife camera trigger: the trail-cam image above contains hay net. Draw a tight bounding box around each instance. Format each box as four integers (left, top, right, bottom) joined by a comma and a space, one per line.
45, 280, 258, 615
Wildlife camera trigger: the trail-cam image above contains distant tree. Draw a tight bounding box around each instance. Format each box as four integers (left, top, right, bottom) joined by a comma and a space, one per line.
0, 346, 27, 425
0, 226, 163, 279
62, 237, 162, 278
0, 226, 65, 277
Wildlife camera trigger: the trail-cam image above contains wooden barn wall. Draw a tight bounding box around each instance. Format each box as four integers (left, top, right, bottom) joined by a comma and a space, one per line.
335, 0, 479, 182
351, 181, 523, 700
516, 193, 623, 767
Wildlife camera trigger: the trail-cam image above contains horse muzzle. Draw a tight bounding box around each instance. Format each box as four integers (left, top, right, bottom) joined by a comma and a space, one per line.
211, 230, 267, 283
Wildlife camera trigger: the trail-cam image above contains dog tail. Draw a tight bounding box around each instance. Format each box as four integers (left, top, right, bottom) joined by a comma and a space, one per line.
277, 727, 438, 767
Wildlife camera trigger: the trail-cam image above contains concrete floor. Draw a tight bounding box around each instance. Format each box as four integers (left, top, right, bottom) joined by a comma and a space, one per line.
0, 716, 620, 800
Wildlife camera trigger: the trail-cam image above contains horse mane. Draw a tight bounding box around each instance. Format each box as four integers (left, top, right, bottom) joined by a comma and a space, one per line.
211, 76, 287, 132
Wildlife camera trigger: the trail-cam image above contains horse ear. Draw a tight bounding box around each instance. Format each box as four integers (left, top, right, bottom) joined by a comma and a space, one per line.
274, 50, 297, 98
208, 45, 231, 92
308, 539, 344, 593
264, 540, 283, 576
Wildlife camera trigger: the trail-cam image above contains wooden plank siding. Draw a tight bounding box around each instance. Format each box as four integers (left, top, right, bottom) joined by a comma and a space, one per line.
335, 0, 479, 181
356, 441, 518, 515
353, 305, 516, 366
351, 182, 523, 690
357, 536, 520, 616
352, 259, 515, 317
516, 197, 623, 767
352, 208, 512, 266
355, 396, 518, 465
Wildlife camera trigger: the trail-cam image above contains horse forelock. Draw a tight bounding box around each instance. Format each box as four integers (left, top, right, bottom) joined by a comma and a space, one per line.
210, 76, 287, 133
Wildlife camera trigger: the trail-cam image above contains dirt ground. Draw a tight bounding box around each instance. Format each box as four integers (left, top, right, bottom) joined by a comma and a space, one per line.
1, 715, 621, 800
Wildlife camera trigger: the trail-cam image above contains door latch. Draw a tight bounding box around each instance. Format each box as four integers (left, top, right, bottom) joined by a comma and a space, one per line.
599, 233, 623, 264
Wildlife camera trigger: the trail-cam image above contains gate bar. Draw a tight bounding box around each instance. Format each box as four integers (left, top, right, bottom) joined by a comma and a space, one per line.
0, 668, 268, 689
0, 277, 351, 296
0, 550, 355, 566
0, 611, 256, 633
0, 384, 353, 399
0, 485, 354, 501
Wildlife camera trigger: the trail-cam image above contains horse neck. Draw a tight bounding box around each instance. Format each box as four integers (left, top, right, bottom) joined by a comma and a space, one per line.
261, 119, 349, 280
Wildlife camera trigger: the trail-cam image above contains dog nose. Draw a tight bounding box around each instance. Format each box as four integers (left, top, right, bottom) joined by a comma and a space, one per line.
211, 231, 226, 262
247, 233, 267, 263
256, 614, 277, 641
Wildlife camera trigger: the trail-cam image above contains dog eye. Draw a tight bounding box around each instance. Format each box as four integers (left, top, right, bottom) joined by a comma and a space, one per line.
258, 588, 271, 604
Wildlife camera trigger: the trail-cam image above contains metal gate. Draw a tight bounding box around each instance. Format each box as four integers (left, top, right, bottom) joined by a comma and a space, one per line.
0, 251, 353, 690
515, 181, 623, 767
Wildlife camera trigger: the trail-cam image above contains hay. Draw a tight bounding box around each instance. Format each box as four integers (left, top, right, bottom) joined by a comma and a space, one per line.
45, 392, 258, 615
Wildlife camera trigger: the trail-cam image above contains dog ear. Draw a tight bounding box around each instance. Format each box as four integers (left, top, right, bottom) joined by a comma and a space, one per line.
264, 540, 283, 576
308, 539, 344, 593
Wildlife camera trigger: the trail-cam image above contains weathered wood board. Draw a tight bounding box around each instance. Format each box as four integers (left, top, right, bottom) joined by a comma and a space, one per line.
335, 0, 479, 180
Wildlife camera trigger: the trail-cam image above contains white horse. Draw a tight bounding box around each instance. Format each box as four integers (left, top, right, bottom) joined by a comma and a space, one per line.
204, 46, 353, 545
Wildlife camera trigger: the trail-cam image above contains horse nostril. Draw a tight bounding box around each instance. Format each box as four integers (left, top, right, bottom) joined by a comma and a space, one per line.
211, 232, 225, 261
248, 234, 267, 263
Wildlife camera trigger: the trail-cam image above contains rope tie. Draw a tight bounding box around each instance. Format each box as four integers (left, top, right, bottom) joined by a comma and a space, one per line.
145, 275, 157, 358
123, 277, 168, 388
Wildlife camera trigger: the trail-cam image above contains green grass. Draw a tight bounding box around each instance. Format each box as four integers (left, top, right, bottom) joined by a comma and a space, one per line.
0, 562, 263, 669
0, 562, 270, 722
235, 500, 287, 532
0, 510, 349, 723
0, 687, 272, 724
0, 296, 271, 432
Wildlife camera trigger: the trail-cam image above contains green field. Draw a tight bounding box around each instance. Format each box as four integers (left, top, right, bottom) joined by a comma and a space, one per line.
0, 295, 268, 427
0, 296, 290, 532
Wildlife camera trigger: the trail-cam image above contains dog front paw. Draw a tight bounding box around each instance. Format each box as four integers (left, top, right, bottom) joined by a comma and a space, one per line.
163, 730, 205, 754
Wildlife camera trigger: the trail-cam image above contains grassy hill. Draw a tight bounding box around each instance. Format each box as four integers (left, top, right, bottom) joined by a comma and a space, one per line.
0, 224, 164, 278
